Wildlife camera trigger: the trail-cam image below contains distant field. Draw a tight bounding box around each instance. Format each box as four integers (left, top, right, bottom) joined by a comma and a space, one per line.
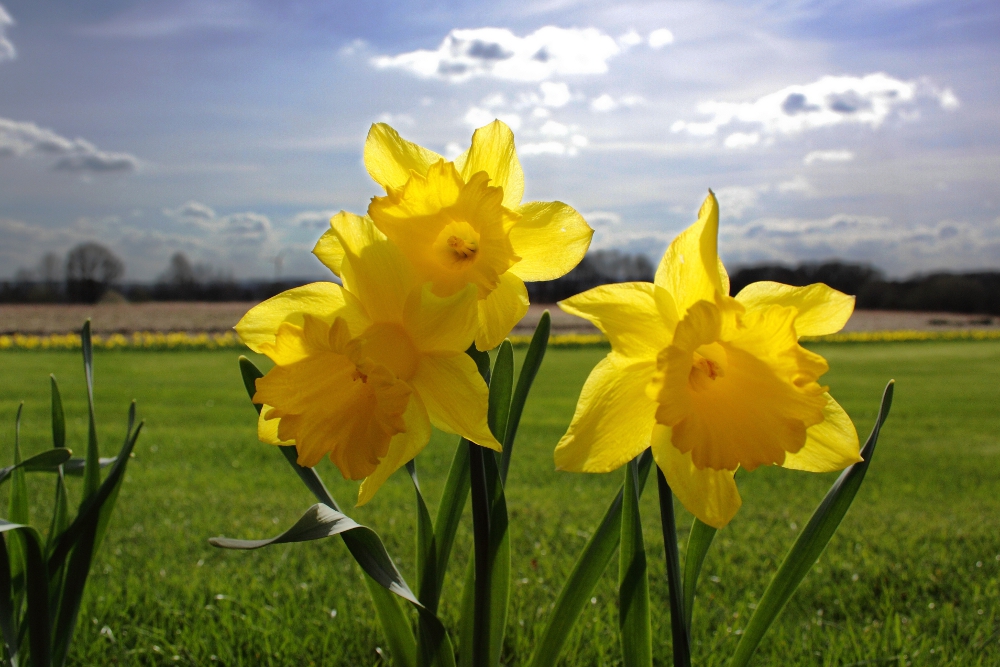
0, 343, 998, 665
2, 300, 999, 336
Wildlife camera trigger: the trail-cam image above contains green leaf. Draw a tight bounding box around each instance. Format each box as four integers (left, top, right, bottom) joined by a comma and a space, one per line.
50, 420, 142, 667
407, 461, 456, 667
499, 310, 549, 483
656, 468, 691, 667
682, 518, 717, 633
487, 341, 514, 448
210, 503, 385, 549
432, 439, 470, 603
526, 449, 653, 667
0, 523, 51, 667
729, 380, 895, 667
50, 375, 65, 451
620, 455, 651, 667
60, 457, 116, 477
237, 356, 458, 667
80, 320, 101, 503
8, 404, 30, 625
0, 449, 73, 486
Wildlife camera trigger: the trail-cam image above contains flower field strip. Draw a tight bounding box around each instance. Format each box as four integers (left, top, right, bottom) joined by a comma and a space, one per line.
3, 328, 1000, 351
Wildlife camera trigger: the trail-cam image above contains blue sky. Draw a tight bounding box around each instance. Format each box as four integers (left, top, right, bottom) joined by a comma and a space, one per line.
1, 0, 997, 281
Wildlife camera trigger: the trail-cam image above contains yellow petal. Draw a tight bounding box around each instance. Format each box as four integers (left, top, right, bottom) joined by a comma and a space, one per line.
783, 393, 861, 472
735, 281, 855, 337
655, 191, 727, 315
357, 393, 432, 506
234, 282, 369, 353
554, 354, 658, 473
508, 201, 593, 281
558, 282, 666, 361
475, 271, 529, 351
454, 120, 524, 209
410, 353, 501, 451
330, 211, 417, 322
311, 211, 360, 277
651, 424, 741, 529
364, 123, 444, 192
404, 283, 479, 354
257, 406, 293, 445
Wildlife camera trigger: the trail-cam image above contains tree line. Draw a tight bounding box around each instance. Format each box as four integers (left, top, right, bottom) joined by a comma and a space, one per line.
4, 243, 1000, 315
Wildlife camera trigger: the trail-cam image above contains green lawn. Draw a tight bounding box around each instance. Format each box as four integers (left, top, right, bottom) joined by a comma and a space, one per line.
1, 342, 998, 666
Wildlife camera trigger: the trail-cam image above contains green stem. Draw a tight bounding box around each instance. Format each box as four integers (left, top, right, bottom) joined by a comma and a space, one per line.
469, 442, 492, 667
656, 468, 691, 667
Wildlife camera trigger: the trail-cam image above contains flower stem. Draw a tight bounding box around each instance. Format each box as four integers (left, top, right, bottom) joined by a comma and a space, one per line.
657, 467, 691, 667
468, 441, 492, 667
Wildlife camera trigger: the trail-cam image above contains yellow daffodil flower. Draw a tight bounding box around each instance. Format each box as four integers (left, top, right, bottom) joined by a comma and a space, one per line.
236, 212, 501, 505
314, 120, 594, 351
554, 191, 860, 528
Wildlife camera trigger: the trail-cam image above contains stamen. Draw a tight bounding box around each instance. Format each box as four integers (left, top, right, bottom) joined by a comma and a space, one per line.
447, 235, 478, 259
688, 354, 724, 392
351, 369, 368, 383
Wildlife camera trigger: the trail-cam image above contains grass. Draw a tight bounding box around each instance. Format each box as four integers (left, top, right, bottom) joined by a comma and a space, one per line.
0, 341, 998, 666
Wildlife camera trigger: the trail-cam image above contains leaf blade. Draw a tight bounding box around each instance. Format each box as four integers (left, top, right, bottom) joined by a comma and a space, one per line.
500, 310, 549, 483
619, 456, 651, 667
729, 381, 895, 667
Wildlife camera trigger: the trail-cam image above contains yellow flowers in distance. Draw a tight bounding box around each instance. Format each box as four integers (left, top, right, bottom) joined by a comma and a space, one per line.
235, 120, 590, 504
554, 191, 861, 528
319, 120, 593, 351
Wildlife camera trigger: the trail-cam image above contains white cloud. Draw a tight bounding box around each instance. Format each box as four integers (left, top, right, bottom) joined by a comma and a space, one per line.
618, 30, 642, 48
0, 117, 140, 173
531, 107, 551, 119
444, 142, 463, 160
720, 214, 1000, 275
290, 210, 337, 229
777, 174, 814, 194
539, 82, 571, 108
714, 185, 766, 218
520, 141, 567, 156
582, 210, 622, 226
372, 26, 622, 82
375, 112, 415, 127
804, 149, 854, 165
0, 4, 15, 62
590, 93, 645, 113
463, 107, 521, 130
672, 73, 960, 139
163, 200, 273, 244
539, 120, 570, 137
591, 94, 617, 112
723, 132, 760, 149
648, 29, 674, 49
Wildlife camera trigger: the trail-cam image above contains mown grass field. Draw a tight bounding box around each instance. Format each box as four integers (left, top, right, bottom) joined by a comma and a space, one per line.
1, 342, 999, 666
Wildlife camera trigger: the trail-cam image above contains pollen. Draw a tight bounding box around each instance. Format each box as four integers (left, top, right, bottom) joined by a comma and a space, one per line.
447, 235, 478, 259
689, 354, 725, 392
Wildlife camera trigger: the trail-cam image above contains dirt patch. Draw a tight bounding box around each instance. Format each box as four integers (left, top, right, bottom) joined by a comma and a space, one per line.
2, 301, 997, 336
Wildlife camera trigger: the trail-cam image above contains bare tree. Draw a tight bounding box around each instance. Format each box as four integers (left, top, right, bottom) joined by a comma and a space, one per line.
65, 242, 124, 302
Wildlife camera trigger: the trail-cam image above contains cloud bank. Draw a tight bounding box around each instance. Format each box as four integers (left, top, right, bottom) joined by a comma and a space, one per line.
372, 26, 624, 82
0, 3, 14, 63
0, 117, 140, 173
672, 73, 960, 145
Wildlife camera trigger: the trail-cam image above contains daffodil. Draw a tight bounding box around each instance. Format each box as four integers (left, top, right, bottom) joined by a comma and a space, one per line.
236, 212, 501, 505
315, 120, 593, 351
554, 191, 860, 528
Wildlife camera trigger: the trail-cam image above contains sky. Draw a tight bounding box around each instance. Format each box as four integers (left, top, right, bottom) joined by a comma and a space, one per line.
1, 0, 998, 282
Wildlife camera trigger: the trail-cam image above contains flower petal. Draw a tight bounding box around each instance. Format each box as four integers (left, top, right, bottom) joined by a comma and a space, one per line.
554, 354, 658, 473
454, 120, 524, 209
651, 424, 741, 529
508, 201, 593, 281
311, 211, 360, 277
655, 191, 727, 315
234, 282, 369, 353
735, 281, 855, 337
410, 353, 501, 451
783, 393, 861, 472
330, 211, 417, 322
475, 271, 529, 351
405, 283, 479, 354
257, 406, 293, 445
357, 393, 432, 506
364, 123, 444, 192
558, 282, 667, 361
